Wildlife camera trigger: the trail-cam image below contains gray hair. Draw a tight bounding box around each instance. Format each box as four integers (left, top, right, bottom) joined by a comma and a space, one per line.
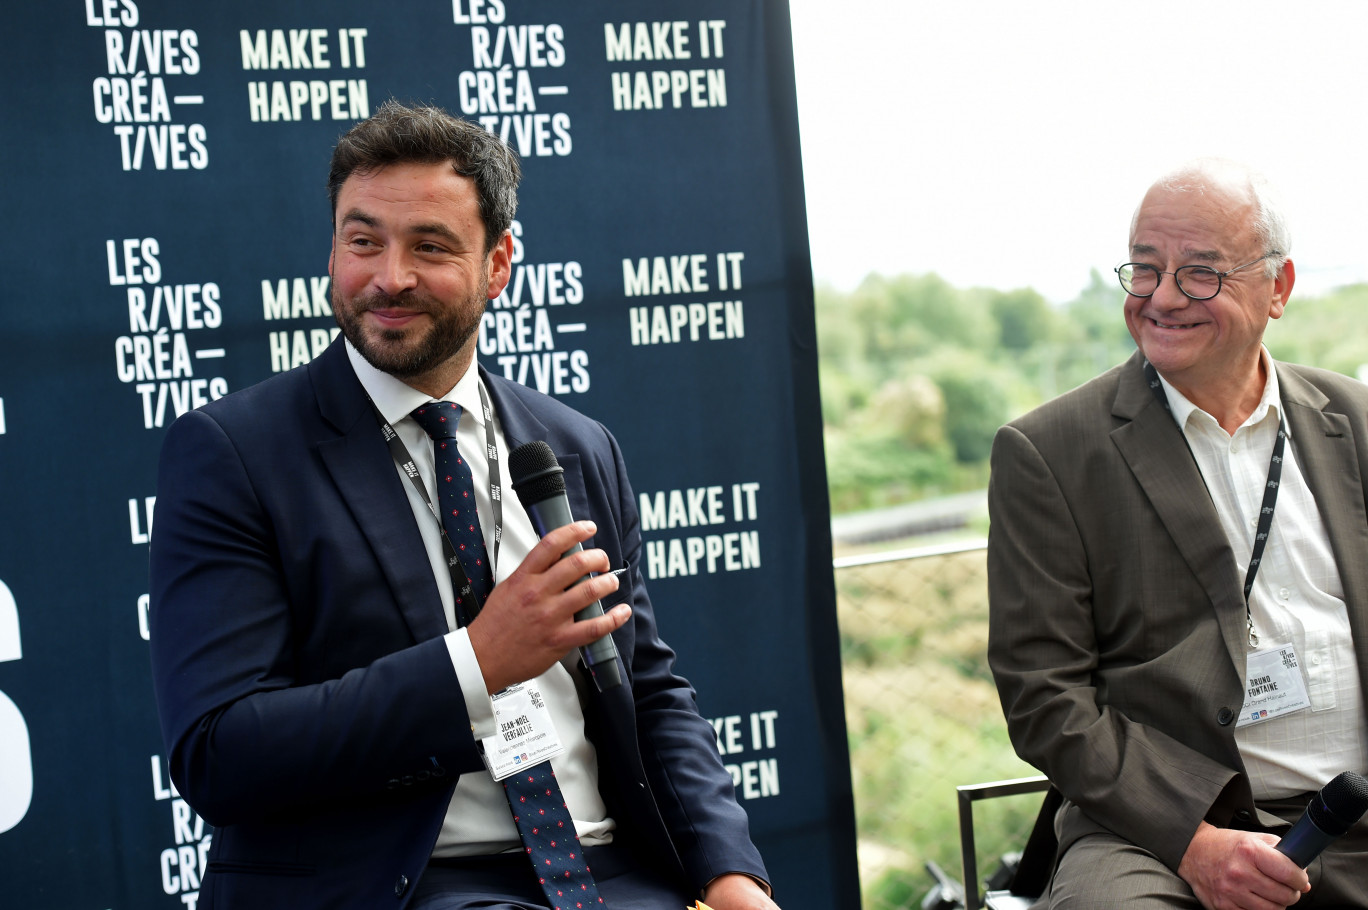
1131, 157, 1291, 278
328, 100, 520, 253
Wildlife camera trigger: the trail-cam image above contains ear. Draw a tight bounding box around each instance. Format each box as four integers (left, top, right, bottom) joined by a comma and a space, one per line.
486, 230, 513, 299
1269, 258, 1294, 320
328, 232, 336, 278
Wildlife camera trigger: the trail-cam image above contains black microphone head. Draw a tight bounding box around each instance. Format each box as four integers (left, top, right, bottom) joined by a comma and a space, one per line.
1308, 771, 1368, 836
509, 440, 566, 506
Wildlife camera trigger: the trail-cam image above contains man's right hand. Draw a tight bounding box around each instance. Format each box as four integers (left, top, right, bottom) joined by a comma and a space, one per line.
466, 520, 631, 693
1177, 821, 1310, 910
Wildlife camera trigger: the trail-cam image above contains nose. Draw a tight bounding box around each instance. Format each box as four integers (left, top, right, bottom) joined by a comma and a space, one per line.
1147, 270, 1191, 311
374, 248, 418, 296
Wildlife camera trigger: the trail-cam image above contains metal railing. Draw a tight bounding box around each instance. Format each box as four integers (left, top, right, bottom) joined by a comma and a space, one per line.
834, 540, 1042, 909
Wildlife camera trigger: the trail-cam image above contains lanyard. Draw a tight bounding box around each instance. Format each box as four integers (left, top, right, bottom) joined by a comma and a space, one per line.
1143, 361, 1286, 648
369, 382, 504, 627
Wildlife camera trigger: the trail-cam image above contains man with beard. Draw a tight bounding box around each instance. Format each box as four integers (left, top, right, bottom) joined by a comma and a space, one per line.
149, 102, 777, 910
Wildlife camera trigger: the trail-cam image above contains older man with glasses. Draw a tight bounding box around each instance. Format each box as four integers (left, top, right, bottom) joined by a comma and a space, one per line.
988, 158, 1368, 909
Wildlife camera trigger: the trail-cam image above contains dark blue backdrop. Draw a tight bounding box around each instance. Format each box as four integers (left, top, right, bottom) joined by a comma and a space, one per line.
0, 2, 857, 906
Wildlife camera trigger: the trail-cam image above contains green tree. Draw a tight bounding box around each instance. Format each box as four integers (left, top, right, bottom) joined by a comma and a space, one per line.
1266, 283, 1368, 378
990, 287, 1055, 352
1063, 267, 1131, 349
922, 351, 1012, 464
814, 267, 1368, 516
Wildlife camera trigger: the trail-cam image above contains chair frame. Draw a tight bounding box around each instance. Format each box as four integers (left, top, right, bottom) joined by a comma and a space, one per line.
956, 775, 1053, 910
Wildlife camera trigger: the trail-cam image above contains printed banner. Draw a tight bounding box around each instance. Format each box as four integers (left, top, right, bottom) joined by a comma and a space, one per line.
0, 2, 857, 906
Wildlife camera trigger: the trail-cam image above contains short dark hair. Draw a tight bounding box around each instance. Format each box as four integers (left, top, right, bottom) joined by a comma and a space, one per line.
328, 100, 520, 252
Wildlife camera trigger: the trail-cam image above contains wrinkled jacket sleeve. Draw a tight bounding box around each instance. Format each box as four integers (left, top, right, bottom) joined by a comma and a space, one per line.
987, 419, 1240, 871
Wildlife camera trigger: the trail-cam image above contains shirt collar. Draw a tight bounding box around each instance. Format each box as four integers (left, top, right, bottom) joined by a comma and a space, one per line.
1155, 346, 1287, 438
345, 339, 486, 430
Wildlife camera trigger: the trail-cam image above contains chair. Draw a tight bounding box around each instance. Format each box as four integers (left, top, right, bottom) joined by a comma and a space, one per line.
956, 775, 1059, 910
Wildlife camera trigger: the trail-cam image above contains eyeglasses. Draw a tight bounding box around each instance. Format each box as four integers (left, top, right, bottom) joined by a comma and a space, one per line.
1115, 252, 1279, 301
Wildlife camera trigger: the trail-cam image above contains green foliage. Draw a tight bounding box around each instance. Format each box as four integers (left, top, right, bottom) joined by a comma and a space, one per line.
866, 867, 926, 909
816, 270, 1133, 512
922, 351, 1013, 464
838, 551, 1039, 908
989, 287, 1055, 352
1065, 269, 1132, 346
824, 426, 955, 514
1265, 283, 1368, 377
818, 268, 1368, 515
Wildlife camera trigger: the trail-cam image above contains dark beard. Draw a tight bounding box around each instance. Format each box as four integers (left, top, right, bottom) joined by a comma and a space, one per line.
333, 284, 486, 381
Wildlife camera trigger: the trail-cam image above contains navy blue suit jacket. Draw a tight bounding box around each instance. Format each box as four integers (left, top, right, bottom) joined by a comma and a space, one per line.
149, 338, 766, 908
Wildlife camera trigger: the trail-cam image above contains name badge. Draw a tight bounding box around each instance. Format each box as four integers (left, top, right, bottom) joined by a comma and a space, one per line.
480, 682, 567, 781
1237, 643, 1312, 727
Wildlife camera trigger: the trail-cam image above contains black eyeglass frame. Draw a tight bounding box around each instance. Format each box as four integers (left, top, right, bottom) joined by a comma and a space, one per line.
1114, 251, 1281, 301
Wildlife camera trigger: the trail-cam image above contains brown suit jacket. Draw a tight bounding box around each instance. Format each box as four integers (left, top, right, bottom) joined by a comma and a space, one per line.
987, 350, 1368, 871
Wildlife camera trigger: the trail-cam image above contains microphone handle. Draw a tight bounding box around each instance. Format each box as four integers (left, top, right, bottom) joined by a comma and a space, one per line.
524, 495, 623, 691
1276, 807, 1335, 868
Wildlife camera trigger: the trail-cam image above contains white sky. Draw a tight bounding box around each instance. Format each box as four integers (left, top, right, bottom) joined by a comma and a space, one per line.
789, 0, 1368, 303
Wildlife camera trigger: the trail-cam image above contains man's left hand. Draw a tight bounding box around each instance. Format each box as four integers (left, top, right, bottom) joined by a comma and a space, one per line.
1177, 821, 1308, 909
701, 873, 781, 910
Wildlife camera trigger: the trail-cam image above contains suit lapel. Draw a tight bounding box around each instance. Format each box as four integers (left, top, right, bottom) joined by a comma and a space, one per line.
480, 367, 593, 533
1109, 355, 1250, 667
310, 341, 449, 643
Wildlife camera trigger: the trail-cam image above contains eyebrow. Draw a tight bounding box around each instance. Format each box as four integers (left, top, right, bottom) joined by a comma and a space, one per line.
408, 222, 462, 245
339, 208, 378, 230
337, 210, 463, 246
1130, 243, 1225, 264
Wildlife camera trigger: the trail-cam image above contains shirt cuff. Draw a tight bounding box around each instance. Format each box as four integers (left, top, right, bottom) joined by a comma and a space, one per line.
445, 628, 497, 740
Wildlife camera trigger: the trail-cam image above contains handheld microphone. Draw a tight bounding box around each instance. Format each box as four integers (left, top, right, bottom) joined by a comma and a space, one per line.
1275, 770, 1368, 868
509, 440, 623, 692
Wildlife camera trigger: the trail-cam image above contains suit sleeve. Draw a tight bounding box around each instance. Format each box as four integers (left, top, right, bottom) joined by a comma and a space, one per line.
149, 408, 485, 826
987, 423, 1237, 871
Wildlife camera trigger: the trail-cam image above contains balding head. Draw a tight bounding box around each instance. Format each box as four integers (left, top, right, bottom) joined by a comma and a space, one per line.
1131, 158, 1290, 278
1122, 157, 1296, 425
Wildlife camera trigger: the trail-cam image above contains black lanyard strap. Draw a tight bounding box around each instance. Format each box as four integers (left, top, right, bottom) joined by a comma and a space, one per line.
1144, 361, 1285, 648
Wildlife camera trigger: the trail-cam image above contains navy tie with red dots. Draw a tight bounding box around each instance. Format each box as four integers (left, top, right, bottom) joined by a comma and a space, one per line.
410, 401, 493, 612
411, 401, 601, 908
503, 763, 603, 908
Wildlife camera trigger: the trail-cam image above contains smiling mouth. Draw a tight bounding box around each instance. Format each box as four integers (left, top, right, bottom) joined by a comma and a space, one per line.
1150, 317, 1202, 330
368, 308, 425, 324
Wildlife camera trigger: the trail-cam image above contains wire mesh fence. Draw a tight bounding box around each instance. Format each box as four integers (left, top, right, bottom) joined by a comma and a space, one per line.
834, 542, 1042, 909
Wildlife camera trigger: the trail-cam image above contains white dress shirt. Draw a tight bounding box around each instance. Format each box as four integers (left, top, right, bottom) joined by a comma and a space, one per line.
1158, 348, 1368, 798
346, 341, 615, 854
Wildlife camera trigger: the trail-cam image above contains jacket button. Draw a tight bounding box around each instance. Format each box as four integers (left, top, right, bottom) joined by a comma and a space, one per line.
395, 874, 409, 896
1216, 707, 1235, 725
1234, 809, 1253, 824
